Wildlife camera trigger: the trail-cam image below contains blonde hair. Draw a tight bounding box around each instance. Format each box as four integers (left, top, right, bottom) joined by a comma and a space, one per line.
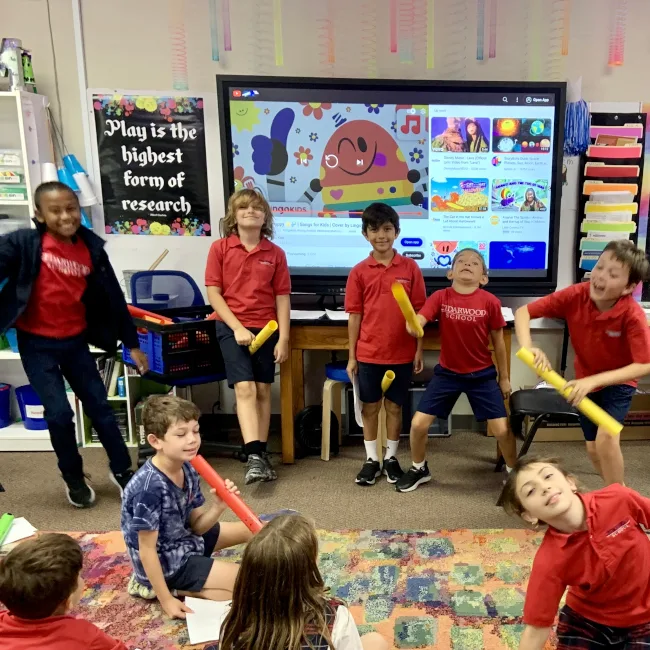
220, 189, 274, 239
602, 239, 650, 286
219, 514, 335, 650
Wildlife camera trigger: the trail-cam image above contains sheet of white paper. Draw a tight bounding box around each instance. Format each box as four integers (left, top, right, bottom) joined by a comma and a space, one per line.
501, 307, 514, 322
290, 310, 326, 320
351, 374, 364, 428
325, 309, 349, 321
185, 597, 231, 644
1, 517, 37, 547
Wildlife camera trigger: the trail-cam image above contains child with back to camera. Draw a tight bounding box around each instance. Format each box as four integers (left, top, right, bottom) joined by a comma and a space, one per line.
396, 248, 517, 492
345, 203, 426, 486
501, 455, 650, 650
0, 181, 148, 508
515, 239, 650, 486
0, 533, 129, 649
206, 189, 291, 485
121, 395, 253, 620
217, 514, 389, 650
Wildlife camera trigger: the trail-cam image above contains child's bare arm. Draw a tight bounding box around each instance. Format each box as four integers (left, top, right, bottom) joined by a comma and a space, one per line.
347, 313, 361, 378
518, 625, 552, 650
491, 328, 511, 399
207, 286, 254, 346
514, 306, 551, 370
564, 362, 650, 406
189, 480, 240, 535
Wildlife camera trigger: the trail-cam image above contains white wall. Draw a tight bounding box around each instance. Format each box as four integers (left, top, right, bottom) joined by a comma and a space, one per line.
4, 0, 649, 413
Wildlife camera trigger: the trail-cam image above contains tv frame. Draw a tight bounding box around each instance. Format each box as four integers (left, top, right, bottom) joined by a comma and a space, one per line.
217, 74, 566, 298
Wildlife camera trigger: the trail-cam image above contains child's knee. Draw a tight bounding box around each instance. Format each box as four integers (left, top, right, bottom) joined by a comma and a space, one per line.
384, 400, 402, 417
255, 382, 271, 400
489, 418, 510, 440
234, 381, 256, 400
362, 400, 382, 417
595, 430, 621, 455
411, 412, 433, 436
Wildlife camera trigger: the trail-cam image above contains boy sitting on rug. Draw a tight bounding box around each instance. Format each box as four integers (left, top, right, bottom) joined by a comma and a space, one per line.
501, 455, 650, 650
0, 533, 129, 649
121, 395, 254, 620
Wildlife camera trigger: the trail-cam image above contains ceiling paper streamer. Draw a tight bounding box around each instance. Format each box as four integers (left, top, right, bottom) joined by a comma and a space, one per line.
250, 0, 274, 73
317, 0, 336, 75
168, 0, 189, 91
399, 0, 415, 64
488, 0, 497, 58
528, 0, 543, 80
361, 0, 378, 78
476, 0, 485, 61
443, 0, 469, 80
561, 0, 570, 55
547, 0, 567, 81
608, 0, 628, 67
412, 0, 429, 68
273, 0, 284, 66
426, 0, 435, 68
222, 0, 232, 51
390, 0, 398, 53
209, 0, 219, 61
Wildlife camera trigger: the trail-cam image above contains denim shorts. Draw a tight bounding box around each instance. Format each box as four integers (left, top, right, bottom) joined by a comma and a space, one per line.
357, 361, 413, 407
416, 364, 507, 421
578, 384, 635, 442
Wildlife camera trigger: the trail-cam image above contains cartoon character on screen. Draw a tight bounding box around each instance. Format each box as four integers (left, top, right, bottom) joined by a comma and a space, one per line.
250, 108, 321, 205
430, 241, 457, 269
317, 120, 426, 217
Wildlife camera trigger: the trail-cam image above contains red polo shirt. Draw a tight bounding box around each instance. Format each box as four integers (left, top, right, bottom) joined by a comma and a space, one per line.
205, 235, 291, 329
527, 282, 650, 386
419, 287, 505, 374
0, 611, 127, 649
524, 484, 650, 628
345, 252, 426, 364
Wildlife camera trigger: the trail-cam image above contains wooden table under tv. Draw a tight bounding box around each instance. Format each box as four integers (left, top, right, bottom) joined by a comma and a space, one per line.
279, 319, 512, 464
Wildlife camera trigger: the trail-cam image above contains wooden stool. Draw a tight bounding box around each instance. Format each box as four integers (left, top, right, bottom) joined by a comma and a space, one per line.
321, 362, 348, 461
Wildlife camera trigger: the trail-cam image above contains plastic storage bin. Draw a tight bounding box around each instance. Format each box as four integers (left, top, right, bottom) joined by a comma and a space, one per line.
123, 305, 225, 382
5, 329, 18, 353
0, 383, 11, 428
16, 385, 47, 430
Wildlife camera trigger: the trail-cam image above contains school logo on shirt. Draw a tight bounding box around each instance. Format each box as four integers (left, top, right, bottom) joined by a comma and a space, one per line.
259, 260, 273, 266
606, 519, 631, 538
42, 252, 90, 278
395, 277, 410, 284
441, 304, 487, 322
605, 330, 622, 338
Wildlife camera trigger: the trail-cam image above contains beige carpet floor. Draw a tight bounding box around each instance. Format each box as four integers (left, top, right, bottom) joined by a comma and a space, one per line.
2, 431, 649, 532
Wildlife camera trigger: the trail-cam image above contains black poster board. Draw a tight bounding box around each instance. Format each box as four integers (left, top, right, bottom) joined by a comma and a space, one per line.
92, 94, 211, 236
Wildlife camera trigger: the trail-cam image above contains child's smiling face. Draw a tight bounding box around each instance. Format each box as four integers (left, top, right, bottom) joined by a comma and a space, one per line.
36, 188, 81, 241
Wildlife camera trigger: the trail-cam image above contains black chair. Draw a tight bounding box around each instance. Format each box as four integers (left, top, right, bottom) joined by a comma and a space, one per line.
496, 323, 579, 474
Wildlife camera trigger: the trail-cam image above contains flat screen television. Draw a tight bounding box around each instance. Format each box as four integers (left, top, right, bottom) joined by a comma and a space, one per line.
217, 75, 566, 297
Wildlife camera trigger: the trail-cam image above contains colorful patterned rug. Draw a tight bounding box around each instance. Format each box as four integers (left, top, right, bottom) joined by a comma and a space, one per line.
65, 529, 553, 649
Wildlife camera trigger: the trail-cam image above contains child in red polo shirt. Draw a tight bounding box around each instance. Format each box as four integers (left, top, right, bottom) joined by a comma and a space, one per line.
345, 203, 426, 486
206, 189, 291, 485
396, 248, 516, 492
0, 533, 128, 650
515, 240, 650, 486
501, 454, 650, 650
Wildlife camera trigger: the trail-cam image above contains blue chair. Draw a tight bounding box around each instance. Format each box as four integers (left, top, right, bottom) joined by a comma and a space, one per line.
130, 270, 204, 311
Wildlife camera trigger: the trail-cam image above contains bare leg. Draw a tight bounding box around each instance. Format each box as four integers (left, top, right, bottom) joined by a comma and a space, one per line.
178, 560, 239, 601
361, 632, 390, 650
384, 399, 402, 442
595, 427, 625, 485
215, 521, 255, 549
361, 400, 381, 442
234, 381, 259, 443
585, 441, 603, 478
410, 412, 435, 464
255, 382, 272, 443
488, 417, 517, 468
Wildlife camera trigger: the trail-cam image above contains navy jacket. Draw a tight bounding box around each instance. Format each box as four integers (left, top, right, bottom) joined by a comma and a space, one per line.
0, 221, 139, 354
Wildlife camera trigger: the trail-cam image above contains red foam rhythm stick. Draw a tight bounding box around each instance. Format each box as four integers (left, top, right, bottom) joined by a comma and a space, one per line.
191, 455, 263, 534
128, 304, 174, 324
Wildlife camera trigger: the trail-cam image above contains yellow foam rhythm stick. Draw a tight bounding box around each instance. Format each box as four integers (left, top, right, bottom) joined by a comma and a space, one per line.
381, 370, 395, 393
516, 348, 623, 437
249, 320, 279, 355
391, 282, 424, 338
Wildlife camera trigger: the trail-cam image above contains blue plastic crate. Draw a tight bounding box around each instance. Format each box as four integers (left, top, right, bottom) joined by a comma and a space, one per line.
5, 329, 18, 353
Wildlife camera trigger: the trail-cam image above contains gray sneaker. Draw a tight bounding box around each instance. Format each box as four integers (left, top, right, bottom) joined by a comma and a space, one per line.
262, 452, 278, 481
245, 454, 268, 485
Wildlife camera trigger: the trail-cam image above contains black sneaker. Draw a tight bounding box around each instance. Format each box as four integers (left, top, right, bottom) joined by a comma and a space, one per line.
245, 454, 268, 485
109, 469, 135, 497
355, 459, 382, 486
262, 452, 278, 481
383, 456, 404, 484
395, 462, 432, 492
64, 475, 96, 508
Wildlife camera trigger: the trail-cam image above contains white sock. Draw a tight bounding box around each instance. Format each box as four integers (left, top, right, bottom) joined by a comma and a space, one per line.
385, 439, 399, 460
505, 465, 513, 473
364, 439, 379, 462
413, 459, 426, 470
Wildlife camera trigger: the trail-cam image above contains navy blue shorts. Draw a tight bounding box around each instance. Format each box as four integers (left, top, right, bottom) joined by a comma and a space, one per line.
166, 523, 221, 592
417, 364, 507, 421
358, 361, 413, 407
579, 384, 635, 442
215, 321, 279, 389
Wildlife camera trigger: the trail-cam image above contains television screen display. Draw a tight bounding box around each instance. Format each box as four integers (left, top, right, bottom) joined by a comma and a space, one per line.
217, 76, 565, 296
